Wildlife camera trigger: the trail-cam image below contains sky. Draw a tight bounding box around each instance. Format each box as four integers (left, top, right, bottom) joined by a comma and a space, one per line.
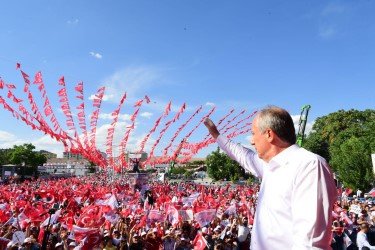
0, 0, 374, 159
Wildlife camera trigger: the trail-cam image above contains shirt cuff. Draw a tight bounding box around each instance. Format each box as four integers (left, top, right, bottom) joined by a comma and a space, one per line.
216, 134, 228, 147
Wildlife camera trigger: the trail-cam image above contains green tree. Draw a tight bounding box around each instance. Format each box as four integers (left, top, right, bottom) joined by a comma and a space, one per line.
0, 148, 12, 165
9, 143, 47, 168
330, 137, 373, 190
304, 109, 375, 190
206, 147, 250, 182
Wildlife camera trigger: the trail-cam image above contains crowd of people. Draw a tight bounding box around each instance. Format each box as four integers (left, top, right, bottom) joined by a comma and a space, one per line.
0, 173, 373, 250
0, 174, 257, 250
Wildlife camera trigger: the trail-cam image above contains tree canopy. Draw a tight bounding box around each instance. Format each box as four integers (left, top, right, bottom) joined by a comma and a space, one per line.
304, 109, 375, 190
205, 147, 252, 182
3, 143, 47, 168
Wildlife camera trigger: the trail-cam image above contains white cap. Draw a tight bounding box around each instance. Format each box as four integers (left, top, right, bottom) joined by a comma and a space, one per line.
201, 227, 208, 234
165, 230, 171, 234
55, 242, 63, 247
214, 226, 221, 231
141, 231, 147, 236
153, 228, 158, 233
24, 237, 32, 243
69, 242, 76, 247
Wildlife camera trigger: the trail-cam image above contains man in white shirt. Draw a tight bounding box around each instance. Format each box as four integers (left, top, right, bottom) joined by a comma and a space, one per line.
204, 106, 337, 250
357, 223, 375, 249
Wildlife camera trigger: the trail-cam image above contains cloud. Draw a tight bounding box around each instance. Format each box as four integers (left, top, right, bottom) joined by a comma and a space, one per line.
317, 3, 347, 39
0, 130, 16, 142
0, 130, 64, 157
140, 112, 153, 119
318, 26, 336, 39
205, 102, 215, 107
93, 121, 156, 154
88, 94, 114, 102
67, 18, 79, 25
321, 3, 346, 16
291, 115, 315, 136
98, 112, 131, 121
89, 52, 103, 59
101, 66, 163, 103
32, 136, 64, 157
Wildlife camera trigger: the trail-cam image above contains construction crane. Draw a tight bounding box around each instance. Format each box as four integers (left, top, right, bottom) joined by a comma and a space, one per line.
296, 105, 311, 147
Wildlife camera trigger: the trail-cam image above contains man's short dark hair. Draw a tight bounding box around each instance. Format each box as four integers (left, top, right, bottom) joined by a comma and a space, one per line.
257, 106, 296, 145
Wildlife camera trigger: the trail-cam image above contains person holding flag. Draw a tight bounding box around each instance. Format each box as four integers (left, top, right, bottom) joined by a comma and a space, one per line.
204, 106, 336, 250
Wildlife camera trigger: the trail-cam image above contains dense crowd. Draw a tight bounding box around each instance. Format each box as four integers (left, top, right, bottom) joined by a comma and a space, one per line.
0, 174, 374, 250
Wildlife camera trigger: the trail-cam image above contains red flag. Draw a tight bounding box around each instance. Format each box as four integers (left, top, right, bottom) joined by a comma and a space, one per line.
75, 81, 84, 93
164, 101, 172, 116
44, 106, 52, 117
145, 95, 151, 103
80, 232, 102, 250
134, 99, 143, 107
58, 76, 65, 86
6, 84, 16, 89
192, 232, 207, 250
34, 71, 43, 84
16, 63, 21, 69
0, 78, 4, 89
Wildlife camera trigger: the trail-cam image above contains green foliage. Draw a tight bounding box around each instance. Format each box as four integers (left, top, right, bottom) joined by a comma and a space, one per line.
169, 166, 187, 175
184, 160, 205, 170
304, 109, 375, 190
206, 147, 251, 182
330, 137, 373, 190
0, 149, 12, 165
9, 143, 47, 168
184, 170, 194, 178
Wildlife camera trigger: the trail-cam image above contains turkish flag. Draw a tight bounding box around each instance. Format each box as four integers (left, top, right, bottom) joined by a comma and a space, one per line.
80, 232, 102, 250
193, 232, 207, 250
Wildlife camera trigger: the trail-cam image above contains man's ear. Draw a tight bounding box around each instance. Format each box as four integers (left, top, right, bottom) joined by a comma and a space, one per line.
265, 128, 273, 141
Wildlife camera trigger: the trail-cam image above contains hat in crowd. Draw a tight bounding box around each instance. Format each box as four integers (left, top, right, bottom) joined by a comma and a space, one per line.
165, 230, 171, 234
24, 237, 33, 243
141, 231, 147, 236
181, 237, 187, 241
201, 227, 208, 234
133, 233, 139, 237
55, 242, 63, 247
214, 226, 221, 231
103, 230, 109, 234
152, 228, 158, 233
69, 242, 76, 247
104, 233, 111, 238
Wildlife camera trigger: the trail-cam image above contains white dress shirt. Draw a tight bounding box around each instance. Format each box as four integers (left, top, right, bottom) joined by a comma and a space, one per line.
217, 135, 336, 250
357, 231, 375, 249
